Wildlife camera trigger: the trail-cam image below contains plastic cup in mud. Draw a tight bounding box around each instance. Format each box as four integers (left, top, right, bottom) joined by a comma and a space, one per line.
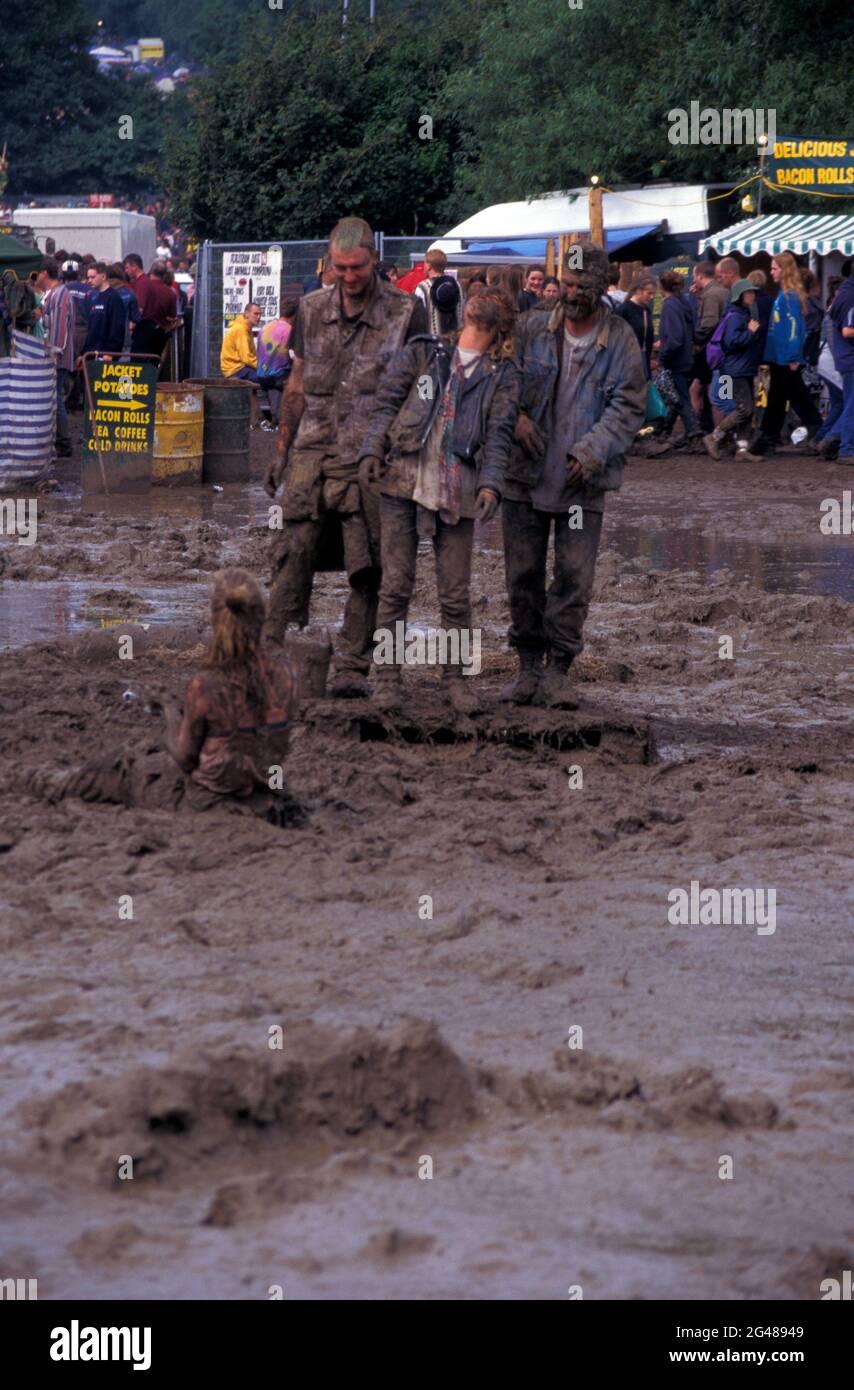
790, 426, 808, 446
122, 690, 138, 702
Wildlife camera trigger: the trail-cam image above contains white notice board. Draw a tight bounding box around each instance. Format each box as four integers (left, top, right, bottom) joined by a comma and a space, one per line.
222, 246, 282, 337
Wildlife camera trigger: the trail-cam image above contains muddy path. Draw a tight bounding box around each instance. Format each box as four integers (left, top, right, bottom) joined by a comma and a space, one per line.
1, 442, 853, 1300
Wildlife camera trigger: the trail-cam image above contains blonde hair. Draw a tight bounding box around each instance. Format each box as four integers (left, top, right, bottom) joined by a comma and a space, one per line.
205, 568, 267, 711
772, 252, 807, 310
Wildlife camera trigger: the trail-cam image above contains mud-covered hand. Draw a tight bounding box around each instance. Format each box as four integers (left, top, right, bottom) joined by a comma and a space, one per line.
474, 488, 499, 523
566, 453, 584, 485
514, 412, 546, 459
264, 443, 288, 499
358, 455, 387, 489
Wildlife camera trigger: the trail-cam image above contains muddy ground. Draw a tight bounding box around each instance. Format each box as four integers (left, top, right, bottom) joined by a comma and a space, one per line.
0, 425, 852, 1300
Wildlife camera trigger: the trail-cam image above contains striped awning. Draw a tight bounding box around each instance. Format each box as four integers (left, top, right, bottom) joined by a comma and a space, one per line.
699, 214, 854, 257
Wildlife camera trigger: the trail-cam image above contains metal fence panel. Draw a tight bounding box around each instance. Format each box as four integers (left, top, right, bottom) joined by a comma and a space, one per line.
190, 235, 438, 380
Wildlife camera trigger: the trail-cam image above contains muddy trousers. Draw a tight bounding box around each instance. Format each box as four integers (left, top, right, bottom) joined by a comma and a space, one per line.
376, 497, 474, 675
267, 515, 381, 676
715, 376, 755, 436
503, 500, 604, 664
758, 363, 821, 448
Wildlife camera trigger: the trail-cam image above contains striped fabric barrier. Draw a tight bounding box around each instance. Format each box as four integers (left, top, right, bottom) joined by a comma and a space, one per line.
0, 331, 56, 492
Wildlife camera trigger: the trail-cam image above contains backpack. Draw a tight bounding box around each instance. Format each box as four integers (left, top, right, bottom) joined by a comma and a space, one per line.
705, 310, 731, 371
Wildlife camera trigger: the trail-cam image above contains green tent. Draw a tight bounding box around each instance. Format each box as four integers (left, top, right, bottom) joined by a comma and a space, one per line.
0, 232, 42, 279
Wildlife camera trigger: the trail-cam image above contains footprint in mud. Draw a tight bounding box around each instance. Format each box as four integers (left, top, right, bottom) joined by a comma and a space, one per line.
362, 1228, 436, 1261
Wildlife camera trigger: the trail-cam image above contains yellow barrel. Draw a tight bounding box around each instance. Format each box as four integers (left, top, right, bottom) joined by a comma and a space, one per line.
152, 384, 204, 486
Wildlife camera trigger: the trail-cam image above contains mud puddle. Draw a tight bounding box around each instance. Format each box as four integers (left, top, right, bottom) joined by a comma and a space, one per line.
0, 580, 204, 651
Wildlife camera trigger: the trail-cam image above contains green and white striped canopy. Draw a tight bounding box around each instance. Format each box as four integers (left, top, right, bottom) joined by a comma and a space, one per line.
699, 214, 854, 257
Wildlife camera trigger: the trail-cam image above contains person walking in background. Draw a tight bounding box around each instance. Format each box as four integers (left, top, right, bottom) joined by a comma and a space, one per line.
689, 261, 728, 433
812, 300, 846, 460
702, 280, 763, 462
747, 268, 773, 358
37, 256, 74, 458
616, 274, 655, 376
755, 251, 822, 454
801, 269, 824, 368
658, 270, 702, 448
826, 258, 854, 466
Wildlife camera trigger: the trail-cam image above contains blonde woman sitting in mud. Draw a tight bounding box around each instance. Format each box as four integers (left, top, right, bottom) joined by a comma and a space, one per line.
30, 569, 305, 827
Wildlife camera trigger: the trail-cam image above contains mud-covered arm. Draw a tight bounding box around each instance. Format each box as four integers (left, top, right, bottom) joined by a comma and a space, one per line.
568, 329, 646, 484
357, 340, 425, 461
169, 676, 206, 773
479, 359, 521, 498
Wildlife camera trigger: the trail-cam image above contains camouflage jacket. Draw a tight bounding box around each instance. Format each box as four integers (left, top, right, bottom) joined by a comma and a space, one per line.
289, 275, 427, 472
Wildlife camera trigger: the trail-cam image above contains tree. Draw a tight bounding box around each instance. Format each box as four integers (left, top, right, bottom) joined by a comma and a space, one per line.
162, 3, 487, 240
0, 0, 164, 196
440, 0, 854, 223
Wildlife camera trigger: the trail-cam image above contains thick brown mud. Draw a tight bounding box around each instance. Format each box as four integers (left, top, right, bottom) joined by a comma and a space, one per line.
0, 441, 852, 1299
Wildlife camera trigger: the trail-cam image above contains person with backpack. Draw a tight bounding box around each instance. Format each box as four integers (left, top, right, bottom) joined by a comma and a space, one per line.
702, 280, 763, 461
658, 270, 702, 447
755, 251, 822, 454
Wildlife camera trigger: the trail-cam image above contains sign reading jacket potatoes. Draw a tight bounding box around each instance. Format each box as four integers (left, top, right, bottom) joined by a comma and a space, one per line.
84, 360, 157, 456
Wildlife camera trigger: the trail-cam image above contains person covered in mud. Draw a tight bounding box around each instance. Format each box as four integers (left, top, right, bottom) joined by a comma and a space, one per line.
357, 290, 520, 714
28, 570, 305, 826
263, 216, 429, 699
501, 240, 646, 707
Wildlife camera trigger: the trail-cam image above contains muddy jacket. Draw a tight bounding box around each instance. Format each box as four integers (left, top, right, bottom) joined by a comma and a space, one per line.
504, 305, 646, 499
290, 275, 427, 470
357, 334, 520, 499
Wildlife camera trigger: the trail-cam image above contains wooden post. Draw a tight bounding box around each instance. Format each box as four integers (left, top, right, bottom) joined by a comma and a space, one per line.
545, 238, 555, 277
588, 182, 605, 248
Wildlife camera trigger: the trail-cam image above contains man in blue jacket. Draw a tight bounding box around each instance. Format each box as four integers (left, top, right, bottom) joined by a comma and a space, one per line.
76, 261, 127, 366
703, 280, 763, 461
828, 260, 854, 466
500, 241, 646, 707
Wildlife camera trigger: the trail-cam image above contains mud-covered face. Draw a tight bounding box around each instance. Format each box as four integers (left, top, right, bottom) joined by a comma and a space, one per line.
330, 245, 376, 303
560, 270, 603, 320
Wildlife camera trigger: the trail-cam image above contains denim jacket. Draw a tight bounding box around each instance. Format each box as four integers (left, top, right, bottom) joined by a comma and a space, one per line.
504, 305, 646, 501
357, 334, 520, 499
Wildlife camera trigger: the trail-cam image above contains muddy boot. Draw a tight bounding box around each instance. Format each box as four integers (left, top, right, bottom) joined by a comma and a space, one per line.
818, 437, 840, 460
444, 673, 480, 717
499, 650, 542, 704
735, 445, 763, 463
329, 669, 371, 699
537, 656, 579, 709
372, 668, 403, 713
702, 431, 723, 460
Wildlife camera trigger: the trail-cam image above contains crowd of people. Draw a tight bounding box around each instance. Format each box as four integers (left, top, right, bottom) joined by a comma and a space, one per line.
19, 219, 854, 821
23, 248, 195, 454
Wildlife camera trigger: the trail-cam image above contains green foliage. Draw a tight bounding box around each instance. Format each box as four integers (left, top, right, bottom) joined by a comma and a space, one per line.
442, 0, 854, 221
0, 0, 165, 196
162, 3, 486, 239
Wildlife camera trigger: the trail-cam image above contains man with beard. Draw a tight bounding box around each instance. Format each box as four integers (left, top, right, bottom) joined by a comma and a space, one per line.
500, 241, 646, 707
263, 217, 428, 697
